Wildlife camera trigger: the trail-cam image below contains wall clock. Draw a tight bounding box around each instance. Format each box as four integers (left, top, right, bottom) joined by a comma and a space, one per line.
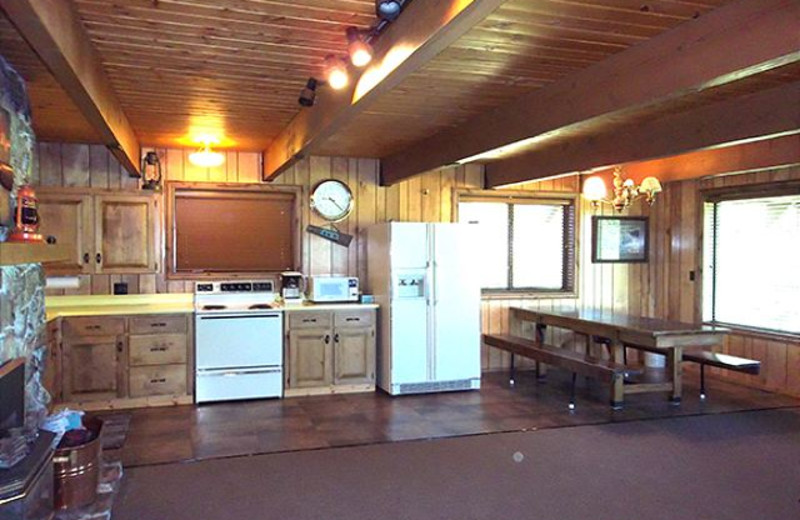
310, 179, 354, 222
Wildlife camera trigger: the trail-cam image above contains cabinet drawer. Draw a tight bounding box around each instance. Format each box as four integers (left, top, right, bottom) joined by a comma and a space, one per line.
130, 315, 187, 335
334, 309, 375, 328
288, 312, 332, 329
129, 364, 187, 398
129, 334, 187, 366
63, 317, 125, 338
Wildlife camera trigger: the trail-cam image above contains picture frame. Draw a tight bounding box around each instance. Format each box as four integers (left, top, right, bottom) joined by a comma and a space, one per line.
591, 216, 649, 263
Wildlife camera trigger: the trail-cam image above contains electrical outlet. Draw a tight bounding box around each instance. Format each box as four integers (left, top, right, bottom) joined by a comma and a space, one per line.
113, 282, 128, 295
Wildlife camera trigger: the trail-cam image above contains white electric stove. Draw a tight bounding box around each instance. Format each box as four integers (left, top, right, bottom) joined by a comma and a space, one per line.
194, 280, 283, 403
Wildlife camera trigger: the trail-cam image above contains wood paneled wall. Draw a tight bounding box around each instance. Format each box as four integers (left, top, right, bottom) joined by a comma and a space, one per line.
630, 165, 800, 397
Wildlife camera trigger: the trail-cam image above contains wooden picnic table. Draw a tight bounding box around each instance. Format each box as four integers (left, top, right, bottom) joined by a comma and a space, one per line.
510, 307, 729, 405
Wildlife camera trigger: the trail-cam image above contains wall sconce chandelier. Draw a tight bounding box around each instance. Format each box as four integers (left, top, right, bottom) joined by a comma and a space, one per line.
583, 166, 662, 212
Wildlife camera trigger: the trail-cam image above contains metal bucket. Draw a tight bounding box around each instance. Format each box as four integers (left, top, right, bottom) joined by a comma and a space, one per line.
53, 417, 103, 510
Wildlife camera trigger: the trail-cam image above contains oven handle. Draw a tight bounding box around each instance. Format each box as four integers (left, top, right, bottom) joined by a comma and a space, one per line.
197, 367, 282, 376
197, 313, 281, 320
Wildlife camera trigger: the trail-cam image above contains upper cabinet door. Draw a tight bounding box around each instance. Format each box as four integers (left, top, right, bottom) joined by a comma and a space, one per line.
37, 191, 94, 274
95, 194, 158, 273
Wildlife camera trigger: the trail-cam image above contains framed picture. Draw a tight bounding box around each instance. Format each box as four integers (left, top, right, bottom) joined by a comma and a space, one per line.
591, 216, 649, 263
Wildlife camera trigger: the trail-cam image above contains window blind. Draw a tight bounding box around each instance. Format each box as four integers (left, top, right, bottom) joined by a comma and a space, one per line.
704, 194, 800, 334
458, 198, 575, 293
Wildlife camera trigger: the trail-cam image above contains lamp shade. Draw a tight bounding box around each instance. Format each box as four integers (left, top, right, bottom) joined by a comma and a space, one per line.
640, 176, 663, 193
324, 55, 349, 90
582, 176, 607, 201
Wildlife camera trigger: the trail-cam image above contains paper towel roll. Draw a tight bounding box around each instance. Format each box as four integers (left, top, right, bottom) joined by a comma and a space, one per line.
45, 277, 81, 290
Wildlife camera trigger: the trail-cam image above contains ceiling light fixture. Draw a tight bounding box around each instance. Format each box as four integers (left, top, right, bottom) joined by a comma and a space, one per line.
189, 141, 225, 168
298, 78, 319, 107
376, 0, 403, 21
346, 27, 373, 67
324, 54, 349, 90
582, 166, 662, 212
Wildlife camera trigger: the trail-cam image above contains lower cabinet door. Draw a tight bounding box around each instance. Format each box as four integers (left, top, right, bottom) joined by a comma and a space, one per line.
62, 336, 124, 402
334, 327, 376, 385
287, 328, 332, 388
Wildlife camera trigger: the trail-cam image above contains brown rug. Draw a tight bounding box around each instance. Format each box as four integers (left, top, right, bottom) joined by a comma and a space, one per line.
113, 407, 800, 520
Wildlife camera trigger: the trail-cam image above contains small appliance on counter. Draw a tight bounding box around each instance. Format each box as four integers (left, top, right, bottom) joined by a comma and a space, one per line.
306, 275, 359, 303
280, 271, 305, 305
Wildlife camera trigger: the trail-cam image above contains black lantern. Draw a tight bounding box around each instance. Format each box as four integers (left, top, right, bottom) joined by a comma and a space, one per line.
141, 151, 162, 191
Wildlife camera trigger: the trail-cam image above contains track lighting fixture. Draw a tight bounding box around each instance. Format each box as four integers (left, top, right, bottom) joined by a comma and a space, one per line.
324, 54, 349, 90
346, 26, 373, 67
376, 0, 403, 21
298, 77, 318, 107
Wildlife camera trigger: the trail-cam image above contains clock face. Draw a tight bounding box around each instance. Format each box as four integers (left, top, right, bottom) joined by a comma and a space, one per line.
310, 179, 354, 222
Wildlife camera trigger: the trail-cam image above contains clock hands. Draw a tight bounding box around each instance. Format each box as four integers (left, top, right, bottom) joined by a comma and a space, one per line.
326, 196, 345, 212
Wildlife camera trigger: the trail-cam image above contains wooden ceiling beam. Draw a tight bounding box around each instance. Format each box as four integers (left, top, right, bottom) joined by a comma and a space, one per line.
262, 0, 507, 181
0, 0, 140, 176
485, 81, 800, 188
382, 0, 800, 185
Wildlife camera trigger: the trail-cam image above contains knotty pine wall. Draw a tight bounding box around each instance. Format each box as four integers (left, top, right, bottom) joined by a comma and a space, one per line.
631, 165, 800, 397
33, 143, 635, 372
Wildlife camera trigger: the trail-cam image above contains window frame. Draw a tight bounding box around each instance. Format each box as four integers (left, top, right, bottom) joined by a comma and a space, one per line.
453, 189, 579, 300
700, 180, 800, 338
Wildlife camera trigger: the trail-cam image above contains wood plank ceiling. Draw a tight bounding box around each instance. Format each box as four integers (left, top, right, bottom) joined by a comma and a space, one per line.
317, 0, 733, 157
0, 13, 100, 143
2, 0, 792, 162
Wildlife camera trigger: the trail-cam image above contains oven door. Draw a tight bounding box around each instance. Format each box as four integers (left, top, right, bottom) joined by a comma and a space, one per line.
195, 312, 283, 370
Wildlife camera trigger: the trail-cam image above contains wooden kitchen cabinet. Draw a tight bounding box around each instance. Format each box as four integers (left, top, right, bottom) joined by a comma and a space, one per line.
95, 194, 158, 273
43, 319, 62, 404
287, 328, 333, 389
37, 192, 94, 274
62, 335, 125, 402
55, 313, 192, 410
36, 189, 159, 275
285, 307, 376, 396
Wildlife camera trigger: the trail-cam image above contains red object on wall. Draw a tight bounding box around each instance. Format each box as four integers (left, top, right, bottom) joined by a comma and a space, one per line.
7, 185, 43, 243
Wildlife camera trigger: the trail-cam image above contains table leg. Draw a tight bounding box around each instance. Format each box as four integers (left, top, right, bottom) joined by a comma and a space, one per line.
535, 323, 547, 379
610, 340, 625, 407
668, 347, 683, 404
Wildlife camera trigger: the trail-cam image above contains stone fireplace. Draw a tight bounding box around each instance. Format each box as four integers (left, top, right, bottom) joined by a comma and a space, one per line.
0, 55, 50, 430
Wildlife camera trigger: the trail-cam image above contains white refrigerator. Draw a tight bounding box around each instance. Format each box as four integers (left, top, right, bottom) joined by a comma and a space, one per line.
367, 222, 481, 395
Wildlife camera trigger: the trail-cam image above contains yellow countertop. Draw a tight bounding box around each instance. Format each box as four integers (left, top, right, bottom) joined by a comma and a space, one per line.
45, 294, 378, 321
45, 293, 194, 321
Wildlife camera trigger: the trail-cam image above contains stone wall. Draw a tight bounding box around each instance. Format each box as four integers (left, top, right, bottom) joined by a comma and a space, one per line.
0, 54, 49, 429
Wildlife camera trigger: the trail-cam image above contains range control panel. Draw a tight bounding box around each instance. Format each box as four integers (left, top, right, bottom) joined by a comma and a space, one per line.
195, 281, 275, 294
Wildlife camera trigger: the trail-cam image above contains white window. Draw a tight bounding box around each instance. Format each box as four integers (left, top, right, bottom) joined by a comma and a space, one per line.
458, 196, 576, 294
703, 192, 800, 334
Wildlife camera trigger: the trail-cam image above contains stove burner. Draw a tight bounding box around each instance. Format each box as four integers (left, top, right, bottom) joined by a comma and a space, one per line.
202, 305, 227, 311
249, 304, 273, 310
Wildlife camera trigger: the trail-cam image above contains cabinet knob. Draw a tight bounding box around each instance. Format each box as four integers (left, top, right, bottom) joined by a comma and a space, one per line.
83, 253, 90, 264
324, 334, 330, 344
116, 342, 123, 353
96, 253, 102, 264
334, 333, 340, 343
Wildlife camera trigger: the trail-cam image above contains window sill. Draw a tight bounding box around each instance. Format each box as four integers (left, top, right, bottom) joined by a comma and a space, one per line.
705, 322, 800, 344
481, 290, 578, 301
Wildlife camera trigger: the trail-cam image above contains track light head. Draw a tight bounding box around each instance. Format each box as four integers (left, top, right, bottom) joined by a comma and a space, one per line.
298, 77, 318, 107
346, 26, 373, 67
324, 54, 349, 90
376, 0, 402, 21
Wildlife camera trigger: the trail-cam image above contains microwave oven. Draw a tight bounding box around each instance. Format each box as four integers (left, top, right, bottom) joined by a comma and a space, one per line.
307, 276, 359, 303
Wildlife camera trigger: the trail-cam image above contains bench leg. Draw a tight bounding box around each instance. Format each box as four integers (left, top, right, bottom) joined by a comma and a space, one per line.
569, 372, 577, 411
668, 347, 683, 405
509, 354, 516, 387
700, 364, 706, 400
610, 374, 624, 410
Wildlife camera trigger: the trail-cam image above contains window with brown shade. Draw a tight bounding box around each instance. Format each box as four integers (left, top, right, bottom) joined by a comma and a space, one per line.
168, 185, 299, 275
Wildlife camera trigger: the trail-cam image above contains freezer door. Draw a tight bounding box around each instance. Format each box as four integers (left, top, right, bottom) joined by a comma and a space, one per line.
389, 298, 429, 384
431, 224, 481, 381
390, 222, 428, 269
